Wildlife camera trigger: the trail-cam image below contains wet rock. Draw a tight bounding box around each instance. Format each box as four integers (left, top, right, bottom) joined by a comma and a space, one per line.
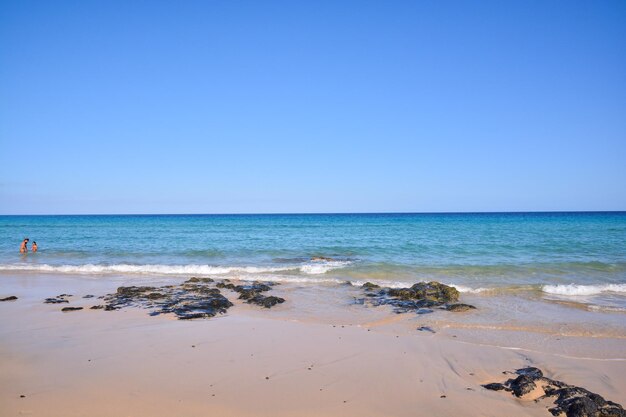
45, 297, 69, 304
248, 295, 285, 308
389, 282, 459, 303
483, 383, 508, 391
169, 296, 233, 320
61, 307, 83, 312
510, 374, 537, 397
224, 281, 285, 308
360, 281, 466, 314
518, 367, 543, 379
234, 283, 272, 300
101, 280, 233, 320
146, 292, 167, 300
0, 296, 18, 301
311, 256, 334, 261
116, 286, 158, 298
185, 277, 214, 284
483, 367, 625, 417
445, 303, 476, 312
90, 305, 104, 309
417, 326, 436, 333
83, 294, 95, 298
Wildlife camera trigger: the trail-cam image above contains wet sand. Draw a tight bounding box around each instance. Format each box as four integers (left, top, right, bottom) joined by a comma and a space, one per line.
1, 273, 625, 417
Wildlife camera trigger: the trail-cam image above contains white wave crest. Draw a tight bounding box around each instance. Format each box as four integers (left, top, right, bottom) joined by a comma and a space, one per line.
542, 283, 626, 296
0, 261, 352, 276
447, 284, 488, 294
299, 260, 352, 275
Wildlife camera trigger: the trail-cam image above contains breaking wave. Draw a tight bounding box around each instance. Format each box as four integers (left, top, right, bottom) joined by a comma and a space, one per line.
542, 283, 626, 296
0, 260, 352, 276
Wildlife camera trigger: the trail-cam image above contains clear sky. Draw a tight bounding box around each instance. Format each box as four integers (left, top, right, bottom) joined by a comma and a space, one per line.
1, 0, 625, 214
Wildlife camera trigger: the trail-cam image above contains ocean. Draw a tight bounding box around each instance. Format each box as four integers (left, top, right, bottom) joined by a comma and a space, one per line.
1, 212, 625, 311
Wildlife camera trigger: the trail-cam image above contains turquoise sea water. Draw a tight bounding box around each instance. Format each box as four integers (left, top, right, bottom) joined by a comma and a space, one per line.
1, 213, 625, 309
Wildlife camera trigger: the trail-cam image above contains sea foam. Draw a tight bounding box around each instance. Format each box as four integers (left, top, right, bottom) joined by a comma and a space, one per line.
542, 283, 626, 296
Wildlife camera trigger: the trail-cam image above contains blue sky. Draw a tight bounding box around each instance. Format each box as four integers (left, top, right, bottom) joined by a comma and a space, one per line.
1, 0, 625, 214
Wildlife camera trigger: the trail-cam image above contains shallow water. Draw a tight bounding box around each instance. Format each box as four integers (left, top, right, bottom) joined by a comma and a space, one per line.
1, 212, 625, 310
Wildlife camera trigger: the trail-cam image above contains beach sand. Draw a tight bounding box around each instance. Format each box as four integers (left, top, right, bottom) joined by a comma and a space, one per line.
1, 274, 625, 417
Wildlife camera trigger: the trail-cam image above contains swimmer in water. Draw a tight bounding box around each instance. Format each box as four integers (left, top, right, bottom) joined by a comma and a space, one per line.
32, 241, 38, 253
20, 238, 29, 253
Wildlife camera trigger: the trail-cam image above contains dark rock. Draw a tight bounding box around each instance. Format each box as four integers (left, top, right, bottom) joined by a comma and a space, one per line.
445, 303, 476, 312
185, 277, 214, 283
90, 305, 104, 309
98, 277, 285, 318
83, 295, 95, 298
510, 374, 536, 397
248, 295, 285, 308
168, 296, 233, 320
61, 307, 83, 312
417, 326, 436, 333
0, 296, 18, 301
517, 367, 543, 379
101, 279, 233, 320
386, 282, 459, 303
360, 281, 464, 314
146, 292, 167, 300
235, 283, 272, 300
483, 383, 508, 391
484, 367, 625, 417
446, 303, 476, 313
116, 286, 158, 297
225, 281, 285, 309
311, 256, 334, 261
45, 297, 69, 304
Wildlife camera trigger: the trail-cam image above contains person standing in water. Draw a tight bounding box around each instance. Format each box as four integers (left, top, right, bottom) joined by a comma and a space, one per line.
20, 238, 29, 253
32, 242, 38, 253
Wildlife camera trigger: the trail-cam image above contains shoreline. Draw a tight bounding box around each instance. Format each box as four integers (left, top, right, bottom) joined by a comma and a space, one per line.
1, 273, 625, 416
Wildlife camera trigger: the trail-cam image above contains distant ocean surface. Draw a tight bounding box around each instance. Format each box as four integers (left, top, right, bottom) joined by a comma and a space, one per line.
1, 212, 625, 310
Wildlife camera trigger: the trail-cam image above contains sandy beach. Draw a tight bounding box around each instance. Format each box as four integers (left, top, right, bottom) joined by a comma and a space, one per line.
1, 273, 625, 417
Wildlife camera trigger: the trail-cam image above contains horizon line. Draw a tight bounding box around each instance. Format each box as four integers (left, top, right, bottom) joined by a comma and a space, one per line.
1, 210, 625, 216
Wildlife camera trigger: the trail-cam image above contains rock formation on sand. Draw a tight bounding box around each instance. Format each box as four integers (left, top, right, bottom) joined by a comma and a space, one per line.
102, 279, 233, 320
483, 367, 625, 417
358, 281, 476, 314
95, 278, 284, 319
216, 280, 285, 308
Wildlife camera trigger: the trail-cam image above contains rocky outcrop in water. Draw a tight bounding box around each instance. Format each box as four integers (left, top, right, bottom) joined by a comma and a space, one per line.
0, 296, 18, 301
311, 256, 335, 262
102, 279, 233, 320
483, 367, 625, 417
61, 306, 83, 312
358, 281, 474, 314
